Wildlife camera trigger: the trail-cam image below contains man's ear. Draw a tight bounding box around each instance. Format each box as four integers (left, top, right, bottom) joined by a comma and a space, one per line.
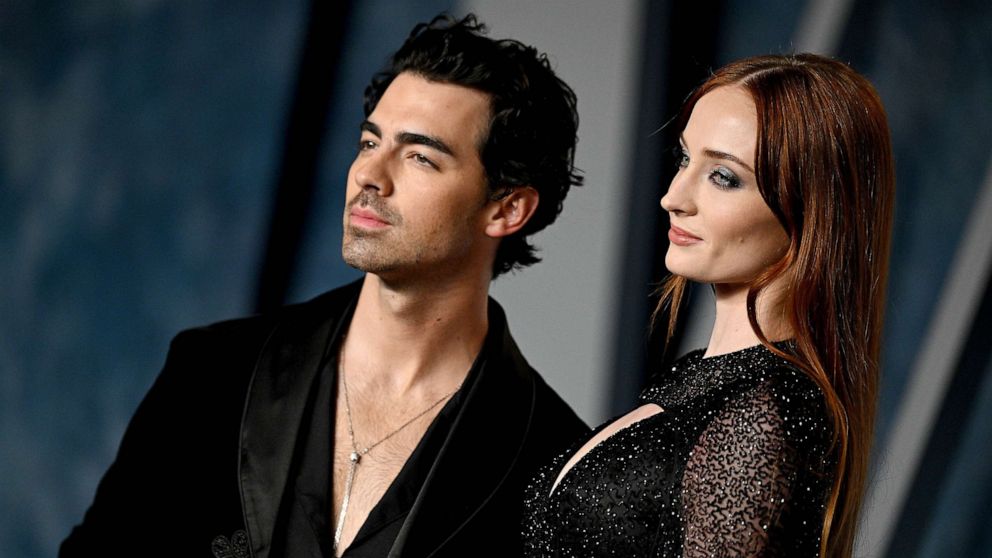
484, 186, 539, 239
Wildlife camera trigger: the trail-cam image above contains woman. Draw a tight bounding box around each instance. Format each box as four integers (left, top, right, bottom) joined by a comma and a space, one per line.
523, 54, 894, 557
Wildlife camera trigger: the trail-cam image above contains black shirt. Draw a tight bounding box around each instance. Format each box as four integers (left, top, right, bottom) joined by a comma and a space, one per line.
275, 315, 474, 557
59, 280, 590, 558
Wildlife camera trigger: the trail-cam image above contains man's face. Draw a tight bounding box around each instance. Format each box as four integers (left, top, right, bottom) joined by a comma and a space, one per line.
341, 72, 494, 281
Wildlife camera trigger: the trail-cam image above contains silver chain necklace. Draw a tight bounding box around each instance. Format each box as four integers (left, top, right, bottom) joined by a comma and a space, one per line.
333, 352, 459, 554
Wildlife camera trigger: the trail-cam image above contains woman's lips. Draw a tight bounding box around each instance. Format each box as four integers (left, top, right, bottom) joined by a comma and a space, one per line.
668, 224, 702, 246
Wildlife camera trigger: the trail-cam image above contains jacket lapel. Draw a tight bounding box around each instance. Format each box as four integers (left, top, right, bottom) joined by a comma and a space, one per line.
389, 299, 536, 557
238, 283, 359, 558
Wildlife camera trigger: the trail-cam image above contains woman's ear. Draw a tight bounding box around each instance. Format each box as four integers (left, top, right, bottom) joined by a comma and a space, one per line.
484, 186, 540, 239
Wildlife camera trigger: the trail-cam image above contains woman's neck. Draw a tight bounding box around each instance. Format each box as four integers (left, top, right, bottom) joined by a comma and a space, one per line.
705, 280, 791, 358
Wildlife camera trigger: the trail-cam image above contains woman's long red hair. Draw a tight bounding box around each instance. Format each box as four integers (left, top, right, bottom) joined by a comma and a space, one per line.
656, 54, 894, 557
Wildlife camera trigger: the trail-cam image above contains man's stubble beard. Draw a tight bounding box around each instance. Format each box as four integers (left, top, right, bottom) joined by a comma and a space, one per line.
341, 190, 413, 273
340, 189, 486, 278
341, 226, 423, 274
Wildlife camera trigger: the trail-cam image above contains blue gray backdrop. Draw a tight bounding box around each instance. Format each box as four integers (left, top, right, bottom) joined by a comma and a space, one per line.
2, 1, 991, 556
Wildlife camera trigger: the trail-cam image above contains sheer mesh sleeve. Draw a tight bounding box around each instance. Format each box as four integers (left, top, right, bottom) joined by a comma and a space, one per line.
680, 375, 830, 557
521, 347, 834, 558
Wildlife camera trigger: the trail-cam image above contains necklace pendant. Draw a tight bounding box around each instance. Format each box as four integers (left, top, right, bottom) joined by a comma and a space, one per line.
349, 451, 360, 463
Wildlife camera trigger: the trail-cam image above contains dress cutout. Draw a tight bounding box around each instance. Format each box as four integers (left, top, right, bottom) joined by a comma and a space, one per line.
523, 343, 834, 557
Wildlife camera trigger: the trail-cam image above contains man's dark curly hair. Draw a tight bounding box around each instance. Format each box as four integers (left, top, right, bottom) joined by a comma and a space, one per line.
363, 14, 583, 278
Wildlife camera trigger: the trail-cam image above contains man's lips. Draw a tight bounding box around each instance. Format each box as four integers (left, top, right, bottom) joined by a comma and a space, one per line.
668, 224, 702, 246
349, 207, 391, 228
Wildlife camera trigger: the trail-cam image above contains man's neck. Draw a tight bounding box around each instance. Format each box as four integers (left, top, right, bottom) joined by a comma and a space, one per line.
342, 273, 490, 396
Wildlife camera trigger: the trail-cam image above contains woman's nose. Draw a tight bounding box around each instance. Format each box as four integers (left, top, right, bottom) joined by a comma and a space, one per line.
660, 171, 694, 215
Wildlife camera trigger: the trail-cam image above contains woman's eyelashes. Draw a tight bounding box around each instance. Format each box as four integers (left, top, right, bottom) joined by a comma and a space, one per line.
672, 145, 743, 190
673, 146, 690, 170
709, 167, 742, 189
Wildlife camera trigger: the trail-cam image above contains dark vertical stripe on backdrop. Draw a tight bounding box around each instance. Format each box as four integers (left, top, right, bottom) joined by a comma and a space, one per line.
609, 0, 725, 416
886, 269, 992, 557
833, 0, 885, 69
254, 1, 353, 313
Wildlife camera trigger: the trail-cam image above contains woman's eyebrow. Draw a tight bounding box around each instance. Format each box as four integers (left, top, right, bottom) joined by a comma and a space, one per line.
702, 148, 754, 174
680, 133, 755, 174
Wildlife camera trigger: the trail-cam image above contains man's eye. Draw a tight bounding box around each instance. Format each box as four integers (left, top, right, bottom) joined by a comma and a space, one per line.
412, 153, 438, 169
358, 139, 376, 151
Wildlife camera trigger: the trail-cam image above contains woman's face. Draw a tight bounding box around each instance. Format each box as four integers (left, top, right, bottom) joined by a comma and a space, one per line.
661, 86, 789, 287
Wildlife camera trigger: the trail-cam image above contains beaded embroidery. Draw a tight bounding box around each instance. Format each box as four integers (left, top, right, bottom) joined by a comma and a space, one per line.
210, 529, 250, 558
523, 344, 835, 557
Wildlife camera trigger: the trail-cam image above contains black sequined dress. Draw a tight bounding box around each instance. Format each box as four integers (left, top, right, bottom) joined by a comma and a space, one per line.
523, 344, 834, 557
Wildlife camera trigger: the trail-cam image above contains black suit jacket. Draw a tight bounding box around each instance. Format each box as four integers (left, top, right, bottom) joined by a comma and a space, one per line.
61, 281, 589, 557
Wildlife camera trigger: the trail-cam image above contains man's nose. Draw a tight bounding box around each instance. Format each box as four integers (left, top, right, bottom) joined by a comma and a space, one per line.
353, 150, 394, 196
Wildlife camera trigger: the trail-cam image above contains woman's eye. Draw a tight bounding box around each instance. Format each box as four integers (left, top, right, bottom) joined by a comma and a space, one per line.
709, 167, 741, 189
672, 146, 689, 169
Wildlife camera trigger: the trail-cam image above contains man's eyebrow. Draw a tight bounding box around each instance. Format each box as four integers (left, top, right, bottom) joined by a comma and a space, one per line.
680, 133, 754, 174
360, 120, 381, 136
396, 131, 454, 156
361, 120, 455, 156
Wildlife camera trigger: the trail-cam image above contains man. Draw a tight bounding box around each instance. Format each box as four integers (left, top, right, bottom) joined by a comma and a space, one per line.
61, 14, 589, 558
